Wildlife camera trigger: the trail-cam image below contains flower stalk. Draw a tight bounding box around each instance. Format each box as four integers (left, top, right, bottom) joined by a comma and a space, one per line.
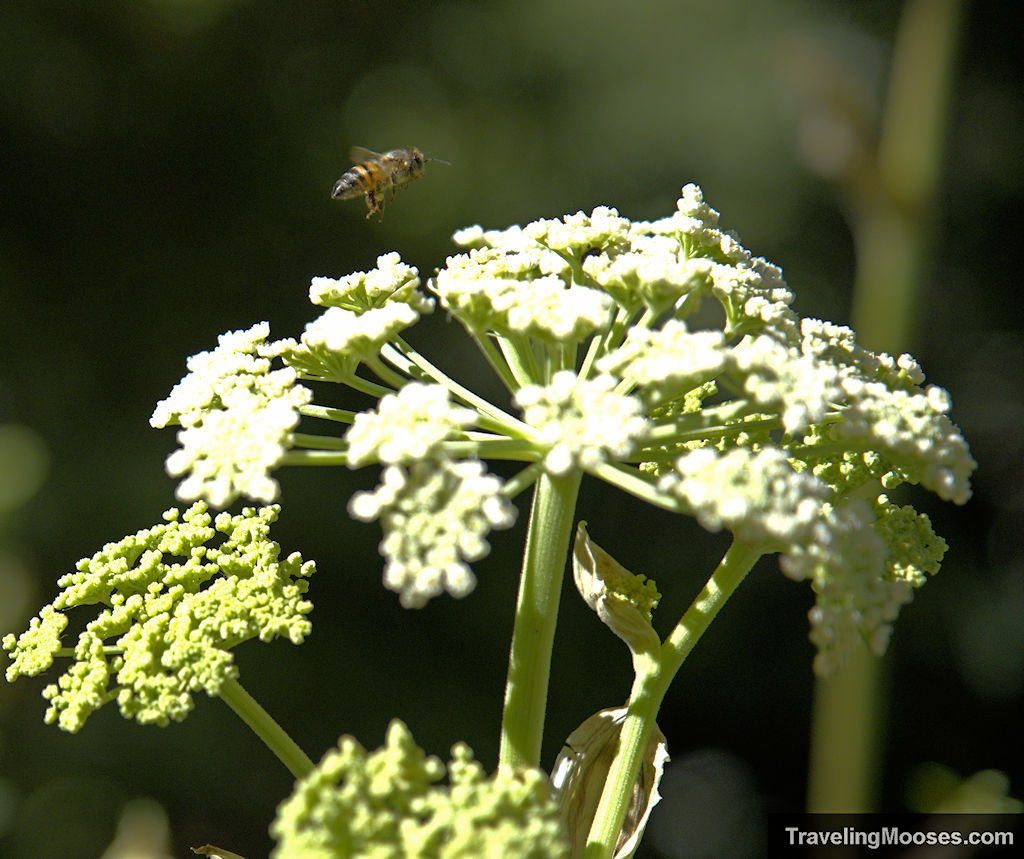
583, 539, 762, 859
218, 677, 314, 780
499, 470, 583, 770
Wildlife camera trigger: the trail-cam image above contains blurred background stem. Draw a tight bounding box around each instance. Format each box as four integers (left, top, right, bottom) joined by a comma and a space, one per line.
806, 0, 966, 813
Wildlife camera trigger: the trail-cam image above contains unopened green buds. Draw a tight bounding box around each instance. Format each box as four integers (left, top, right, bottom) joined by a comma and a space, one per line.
572, 522, 661, 661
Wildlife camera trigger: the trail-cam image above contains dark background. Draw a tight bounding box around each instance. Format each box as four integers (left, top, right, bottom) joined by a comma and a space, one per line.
1, 1, 1021, 857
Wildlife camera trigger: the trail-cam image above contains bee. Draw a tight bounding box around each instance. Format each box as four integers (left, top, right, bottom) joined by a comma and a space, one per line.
331, 146, 449, 219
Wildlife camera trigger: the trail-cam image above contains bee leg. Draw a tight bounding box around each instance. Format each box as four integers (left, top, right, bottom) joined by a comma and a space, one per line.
374, 188, 388, 221
364, 189, 380, 219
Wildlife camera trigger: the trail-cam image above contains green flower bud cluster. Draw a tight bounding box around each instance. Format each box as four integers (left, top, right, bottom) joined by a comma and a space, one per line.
270, 720, 568, 859
3, 503, 314, 732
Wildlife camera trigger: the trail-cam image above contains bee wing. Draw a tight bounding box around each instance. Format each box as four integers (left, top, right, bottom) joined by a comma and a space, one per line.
349, 146, 384, 164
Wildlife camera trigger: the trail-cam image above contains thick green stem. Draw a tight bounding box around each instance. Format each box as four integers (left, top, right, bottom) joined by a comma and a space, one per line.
807, 645, 885, 813
584, 539, 762, 859
218, 676, 314, 780
498, 470, 583, 770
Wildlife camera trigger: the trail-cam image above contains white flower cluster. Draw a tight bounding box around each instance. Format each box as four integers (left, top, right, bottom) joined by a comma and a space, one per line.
345, 385, 515, 607
142, 185, 976, 661
292, 303, 420, 381
349, 459, 516, 608
661, 446, 915, 671
634, 185, 799, 337
800, 317, 925, 389
583, 246, 713, 311
150, 323, 311, 508
503, 275, 612, 342
523, 206, 631, 256
731, 334, 845, 435
452, 223, 535, 253
433, 251, 605, 341
438, 185, 798, 351
428, 187, 974, 667
835, 379, 975, 504
309, 252, 433, 314
597, 320, 727, 402
344, 383, 476, 467
644, 182, 725, 247
707, 259, 797, 340
782, 500, 908, 675
515, 372, 650, 476
659, 447, 830, 548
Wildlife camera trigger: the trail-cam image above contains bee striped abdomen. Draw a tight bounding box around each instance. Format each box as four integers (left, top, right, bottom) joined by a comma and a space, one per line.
332, 163, 384, 200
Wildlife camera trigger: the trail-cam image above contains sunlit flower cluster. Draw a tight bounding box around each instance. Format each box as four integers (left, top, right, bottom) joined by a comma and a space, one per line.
834, 379, 975, 504
433, 253, 603, 341
731, 334, 845, 434
309, 252, 433, 313
3, 504, 314, 732
139, 185, 975, 669
151, 323, 311, 508
515, 372, 650, 476
596, 320, 727, 402
287, 302, 421, 382
344, 383, 477, 467
345, 386, 515, 608
271, 720, 568, 858
349, 459, 516, 609
659, 447, 830, 549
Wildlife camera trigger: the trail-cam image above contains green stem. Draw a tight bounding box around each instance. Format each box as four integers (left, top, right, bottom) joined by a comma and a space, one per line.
499, 333, 543, 385
366, 354, 410, 390
298, 404, 357, 424
659, 539, 763, 678
291, 433, 347, 451
498, 469, 583, 770
470, 330, 523, 393
341, 373, 395, 400
218, 676, 314, 780
808, 0, 964, 814
584, 539, 762, 859
501, 461, 546, 500
388, 338, 530, 436
641, 415, 782, 448
807, 645, 886, 813
589, 461, 682, 514
578, 305, 628, 381
443, 437, 539, 461
278, 450, 348, 466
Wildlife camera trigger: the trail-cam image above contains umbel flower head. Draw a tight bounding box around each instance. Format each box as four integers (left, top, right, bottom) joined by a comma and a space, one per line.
270, 719, 569, 858
145, 185, 975, 673
3, 503, 315, 732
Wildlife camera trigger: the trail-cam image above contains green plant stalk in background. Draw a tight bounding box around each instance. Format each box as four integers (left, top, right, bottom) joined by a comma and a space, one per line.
808, 0, 966, 814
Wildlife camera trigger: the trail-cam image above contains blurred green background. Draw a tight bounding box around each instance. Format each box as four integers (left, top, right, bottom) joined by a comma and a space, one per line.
1, 1, 1021, 856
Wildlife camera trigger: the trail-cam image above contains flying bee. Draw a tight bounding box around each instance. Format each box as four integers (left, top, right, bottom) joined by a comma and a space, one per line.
331, 146, 449, 219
